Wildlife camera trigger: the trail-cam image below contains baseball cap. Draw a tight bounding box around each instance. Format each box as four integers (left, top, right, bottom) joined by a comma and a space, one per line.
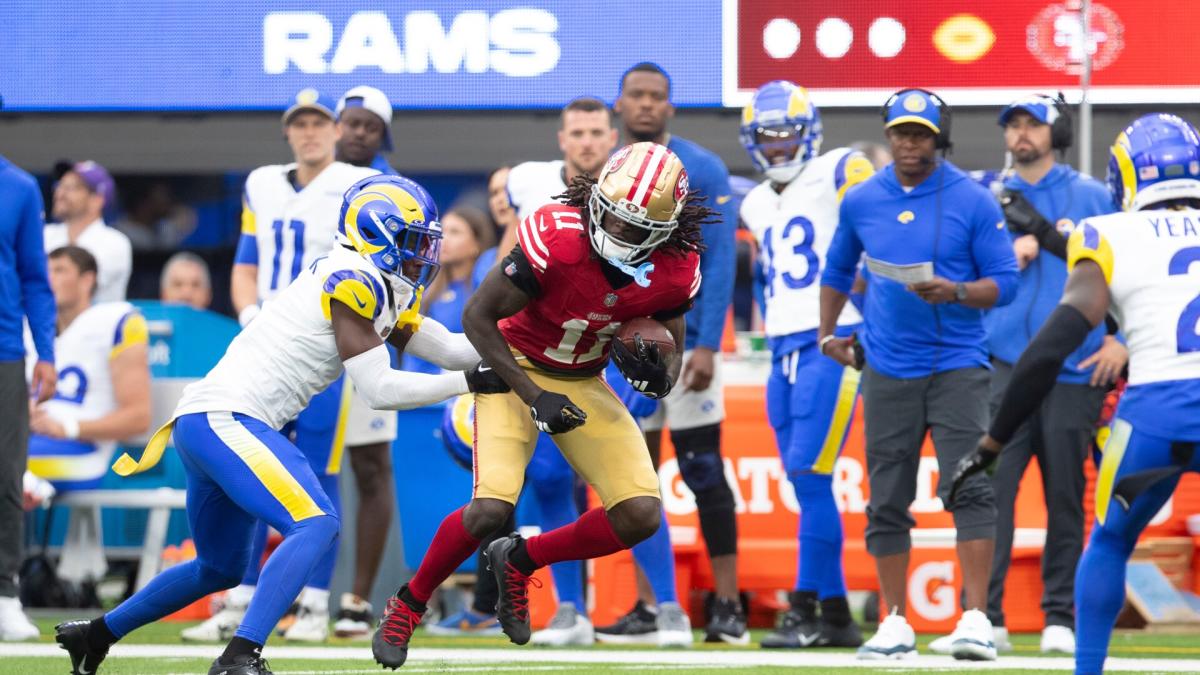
68, 160, 116, 209
998, 94, 1060, 126
337, 86, 394, 152
282, 88, 336, 125
883, 89, 944, 135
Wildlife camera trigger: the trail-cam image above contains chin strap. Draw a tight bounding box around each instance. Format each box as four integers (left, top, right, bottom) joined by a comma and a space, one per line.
395, 285, 425, 332
607, 257, 655, 288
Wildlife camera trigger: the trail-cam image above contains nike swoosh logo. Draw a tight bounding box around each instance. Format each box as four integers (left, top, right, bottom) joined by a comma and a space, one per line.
478, 365, 492, 372
716, 195, 733, 204
797, 632, 820, 646
351, 293, 368, 309
79, 664, 94, 675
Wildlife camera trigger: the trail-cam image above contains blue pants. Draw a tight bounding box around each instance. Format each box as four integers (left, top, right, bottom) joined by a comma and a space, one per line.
1075, 419, 1200, 675
104, 412, 339, 645
766, 335, 860, 599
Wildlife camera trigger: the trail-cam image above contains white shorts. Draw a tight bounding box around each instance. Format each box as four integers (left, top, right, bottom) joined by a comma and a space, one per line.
638, 349, 725, 432
343, 385, 398, 446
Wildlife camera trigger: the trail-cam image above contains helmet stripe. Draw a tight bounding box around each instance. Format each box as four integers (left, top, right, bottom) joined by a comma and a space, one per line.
1111, 132, 1137, 211
630, 145, 668, 208
639, 148, 671, 208
627, 145, 659, 203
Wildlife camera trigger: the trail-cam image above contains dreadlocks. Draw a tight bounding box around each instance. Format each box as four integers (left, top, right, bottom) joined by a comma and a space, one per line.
554, 174, 710, 256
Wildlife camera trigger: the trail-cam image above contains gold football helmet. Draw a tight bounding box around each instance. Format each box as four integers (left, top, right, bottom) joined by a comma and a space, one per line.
588, 141, 689, 263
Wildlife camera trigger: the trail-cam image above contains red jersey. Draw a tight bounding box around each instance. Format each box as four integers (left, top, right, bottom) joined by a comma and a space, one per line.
500, 203, 701, 374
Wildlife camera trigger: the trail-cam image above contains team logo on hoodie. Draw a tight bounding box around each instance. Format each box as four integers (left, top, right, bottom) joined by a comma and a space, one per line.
897, 210, 915, 224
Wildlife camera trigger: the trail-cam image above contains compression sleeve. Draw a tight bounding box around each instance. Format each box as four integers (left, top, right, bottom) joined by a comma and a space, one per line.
344, 344, 469, 410
988, 303, 1093, 444
405, 316, 480, 371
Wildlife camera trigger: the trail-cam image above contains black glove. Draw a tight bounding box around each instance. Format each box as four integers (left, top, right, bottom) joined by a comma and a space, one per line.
1000, 189, 1052, 237
610, 334, 673, 399
530, 390, 587, 434
465, 361, 510, 394
947, 441, 1000, 506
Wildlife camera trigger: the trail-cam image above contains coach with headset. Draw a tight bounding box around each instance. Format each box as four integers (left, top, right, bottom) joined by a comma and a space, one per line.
955, 94, 1120, 657
818, 88, 1019, 660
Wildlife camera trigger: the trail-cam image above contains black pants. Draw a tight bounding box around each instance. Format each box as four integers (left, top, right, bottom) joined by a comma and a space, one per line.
986, 360, 1105, 629
0, 361, 29, 598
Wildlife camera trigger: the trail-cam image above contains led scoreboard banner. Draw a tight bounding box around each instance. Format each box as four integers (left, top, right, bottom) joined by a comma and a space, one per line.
1, 0, 1195, 111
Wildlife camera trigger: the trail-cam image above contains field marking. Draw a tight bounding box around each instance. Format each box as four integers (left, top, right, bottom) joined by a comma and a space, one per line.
7, 642, 1200, 672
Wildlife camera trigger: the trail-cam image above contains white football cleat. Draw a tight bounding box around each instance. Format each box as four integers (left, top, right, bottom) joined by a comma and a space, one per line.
949, 609, 997, 661
0, 596, 40, 641
284, 597, 330, 643
332, 593, 373, 639
530, 604, 594, 646
181, 603, 245, 642
856, 611, 916, 660
1041, 624, 1075, 654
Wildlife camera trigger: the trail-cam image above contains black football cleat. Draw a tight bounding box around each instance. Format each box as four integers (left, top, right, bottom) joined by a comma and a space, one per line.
207, 652, 273, 675
56, 619, 109, 675
704, 597, 749, 645
818, 615, 864, 647
486, 533, 542, 645
761, 607, 821, 649
372, 588, 425, 669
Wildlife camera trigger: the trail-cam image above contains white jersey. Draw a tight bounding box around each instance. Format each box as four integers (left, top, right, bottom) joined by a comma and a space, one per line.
176, 246, 410, 430
43, 219, 132, 303
26, 302, 147, 467
507, 160, 566, 220
242, 162, 378, 302
1068, 209, 1200, 386
740, 148, 873, 337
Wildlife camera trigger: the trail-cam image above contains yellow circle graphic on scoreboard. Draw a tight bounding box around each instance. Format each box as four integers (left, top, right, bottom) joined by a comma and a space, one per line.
933, 14, 995, 63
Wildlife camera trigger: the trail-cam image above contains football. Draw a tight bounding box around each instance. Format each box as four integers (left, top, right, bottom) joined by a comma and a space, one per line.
615, 317, 676, 360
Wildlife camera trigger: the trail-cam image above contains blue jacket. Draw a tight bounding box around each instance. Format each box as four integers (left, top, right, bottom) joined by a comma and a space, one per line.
823, 161, 1018, 379
668, 135, 735, 352
0, 156, 54, 363
984, 164, 1116, 383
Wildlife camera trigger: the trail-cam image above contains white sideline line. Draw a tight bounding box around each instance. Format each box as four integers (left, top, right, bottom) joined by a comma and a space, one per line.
6, 642, 1200, 672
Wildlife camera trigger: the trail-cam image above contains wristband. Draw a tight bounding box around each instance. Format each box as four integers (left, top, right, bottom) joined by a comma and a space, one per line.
818, 334, 836, 355
238, 305, 261, 327
61, 417, 80, 440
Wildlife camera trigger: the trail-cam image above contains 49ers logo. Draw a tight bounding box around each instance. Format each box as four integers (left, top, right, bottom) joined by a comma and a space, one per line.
674, 168, 690, 202
606, 145, 634, 174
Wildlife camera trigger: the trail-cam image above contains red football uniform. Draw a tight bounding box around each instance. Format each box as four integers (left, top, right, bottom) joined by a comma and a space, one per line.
500, 203, 701, 373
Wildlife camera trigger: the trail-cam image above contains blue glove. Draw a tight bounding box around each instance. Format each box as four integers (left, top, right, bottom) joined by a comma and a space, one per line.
606, 360, 660, 418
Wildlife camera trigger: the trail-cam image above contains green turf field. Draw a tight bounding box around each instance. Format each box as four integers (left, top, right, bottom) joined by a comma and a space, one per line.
7, 615, 1200, 674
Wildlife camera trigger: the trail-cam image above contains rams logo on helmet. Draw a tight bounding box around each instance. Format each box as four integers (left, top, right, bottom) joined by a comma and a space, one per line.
339, 174, 443, 290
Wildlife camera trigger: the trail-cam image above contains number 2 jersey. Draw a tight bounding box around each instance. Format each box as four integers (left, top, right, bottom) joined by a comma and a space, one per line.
235, 161, 378, 302
1068, 208, 1200, 438
499, 203, 700, 374
176, 245, 411, 430
740, 148, 873, 347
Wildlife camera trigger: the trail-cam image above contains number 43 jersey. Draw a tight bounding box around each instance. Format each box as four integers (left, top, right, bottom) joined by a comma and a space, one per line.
740, 148, 873, 338
499, 203, 700, 374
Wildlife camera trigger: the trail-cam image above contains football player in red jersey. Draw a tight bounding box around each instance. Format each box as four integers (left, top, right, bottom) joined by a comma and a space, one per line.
372, 142, 710, 668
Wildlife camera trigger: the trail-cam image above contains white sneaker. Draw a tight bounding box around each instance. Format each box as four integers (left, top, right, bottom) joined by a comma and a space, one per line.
928, 632, 953, 654
181, 600, 246, 642
856, 611, 916, 660
0, 597, 40, 641
994, 626, 1014, 652
283, 593, 330, 643
948, 609, 997, 661
655, 601, 693, 647
332, 593, 373, 639
1040, 624, 1075, 654
531, 604, 594, 646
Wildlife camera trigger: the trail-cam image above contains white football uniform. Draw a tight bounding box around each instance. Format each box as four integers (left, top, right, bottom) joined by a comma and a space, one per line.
740, 148, 873, 338
507, 160, 567, 220
1068, 210, 1200, 386
43, 219, 133, 303
177, 245, 411, 431
25, 302, 148, 483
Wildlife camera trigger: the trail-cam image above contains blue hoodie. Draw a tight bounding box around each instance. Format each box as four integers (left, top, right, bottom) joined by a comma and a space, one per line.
823, 161, 1018, 379
983, 164, 1115, 383
0, 156, 54, 363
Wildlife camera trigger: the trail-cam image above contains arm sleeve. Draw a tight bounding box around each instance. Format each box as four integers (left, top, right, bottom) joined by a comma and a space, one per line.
820, 199, 864, 294
692, 161, 736, 350
344, 344, 469, 410
16, 184, 55, 363
500, 245, 542, 297
971, 195, 1020, 306
234, 196, 259, 265
405, 316, 480, 371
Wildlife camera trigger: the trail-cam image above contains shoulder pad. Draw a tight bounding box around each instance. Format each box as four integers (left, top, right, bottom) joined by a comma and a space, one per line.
517, 204, 587, 272
1067, 220, 1115, 285
321, 267, 387, 322
110, 306, 149, 358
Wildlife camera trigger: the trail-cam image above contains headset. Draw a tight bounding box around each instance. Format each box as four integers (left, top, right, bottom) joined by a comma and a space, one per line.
1047, 92, 1074, 152
881, 88, 953, 152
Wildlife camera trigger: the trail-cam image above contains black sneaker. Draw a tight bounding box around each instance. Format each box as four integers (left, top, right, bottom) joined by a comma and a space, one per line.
56, 620, 109, 675
372, 589, 425, 669
594, 600, 659, 645
705, 597, 749, 645
207, 653, 273, 675
761, 610, 820, 648
817, 616, 864, 647
485, 533, 542, 646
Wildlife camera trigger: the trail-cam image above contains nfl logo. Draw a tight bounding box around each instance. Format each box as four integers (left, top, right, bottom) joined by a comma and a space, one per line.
603, 293, 618, 307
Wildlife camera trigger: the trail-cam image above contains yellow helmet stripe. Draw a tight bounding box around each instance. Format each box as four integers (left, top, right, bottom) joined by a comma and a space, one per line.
343, 193, 387, 254
1111, 132, 1138, 211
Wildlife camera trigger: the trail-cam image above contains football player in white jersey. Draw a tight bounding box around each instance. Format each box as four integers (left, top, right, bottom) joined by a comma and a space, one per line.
506, 96, 618, 220
210, 89, 384, 643
738, 80, 874, 649
55, 175, 508, 675
27, 246, 150, 492
950, 113, 1200, 675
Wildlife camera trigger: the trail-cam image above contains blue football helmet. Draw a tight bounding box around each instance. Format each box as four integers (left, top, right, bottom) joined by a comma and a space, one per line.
1107, 114, 1200, 211
740, 80, 822, 184
339, 174, 442, 290
441, 394, 475, 472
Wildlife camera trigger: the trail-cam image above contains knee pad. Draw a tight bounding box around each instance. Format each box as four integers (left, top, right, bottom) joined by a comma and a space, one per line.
673, 424, 724, 493
695, 485, 737, 556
